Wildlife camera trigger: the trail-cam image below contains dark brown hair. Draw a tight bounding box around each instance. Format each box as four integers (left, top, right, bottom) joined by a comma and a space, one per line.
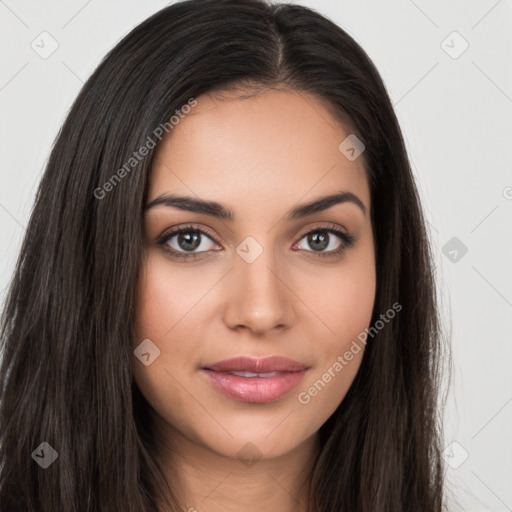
0, 0, 450, 510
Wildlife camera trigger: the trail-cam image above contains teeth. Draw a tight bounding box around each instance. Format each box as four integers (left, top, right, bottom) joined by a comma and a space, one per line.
227, 371, 281, 378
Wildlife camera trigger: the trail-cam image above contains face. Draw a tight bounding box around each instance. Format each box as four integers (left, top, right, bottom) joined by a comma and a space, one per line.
133, 88, 376, 464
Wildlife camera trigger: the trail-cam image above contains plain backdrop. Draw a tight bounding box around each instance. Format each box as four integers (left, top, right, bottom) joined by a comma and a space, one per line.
1, 1, 511, 510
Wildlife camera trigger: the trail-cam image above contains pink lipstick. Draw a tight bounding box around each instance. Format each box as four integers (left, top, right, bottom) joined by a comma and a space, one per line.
201, 356, 308, 403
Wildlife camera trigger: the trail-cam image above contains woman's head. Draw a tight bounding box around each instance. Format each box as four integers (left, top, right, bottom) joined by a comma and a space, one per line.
0, 1, 445, 511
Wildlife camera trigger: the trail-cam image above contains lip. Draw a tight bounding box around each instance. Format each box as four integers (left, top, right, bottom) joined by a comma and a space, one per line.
201, 356, 309, 403
204, 356, 308, 373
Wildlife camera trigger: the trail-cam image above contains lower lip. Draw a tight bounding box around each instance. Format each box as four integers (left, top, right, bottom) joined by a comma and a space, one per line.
201, 369, 307, 403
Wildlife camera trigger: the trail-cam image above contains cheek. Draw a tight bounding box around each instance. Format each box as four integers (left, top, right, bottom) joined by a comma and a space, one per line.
132, 256, 192, 394
133, 261, 170, 343
133, 254, 210, 342
295, 294, 372, 427
294, 250, 376, 413
132, 258, 204, 433
300, 244, 376, 348
326, 269, 376, 343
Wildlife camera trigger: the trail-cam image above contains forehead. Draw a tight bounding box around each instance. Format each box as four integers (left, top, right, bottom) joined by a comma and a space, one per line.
148, 88, 369, 215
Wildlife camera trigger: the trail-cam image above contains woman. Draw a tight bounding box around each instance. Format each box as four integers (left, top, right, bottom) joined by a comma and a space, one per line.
0, 0, 449, 510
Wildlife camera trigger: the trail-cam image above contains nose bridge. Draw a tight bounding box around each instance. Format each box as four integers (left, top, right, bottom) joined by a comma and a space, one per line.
223, 234, 293, 333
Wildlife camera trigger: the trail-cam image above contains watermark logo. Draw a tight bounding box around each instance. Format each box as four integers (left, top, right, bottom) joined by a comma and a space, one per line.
31, 442, 59, 468
236, 236, 264, 264
31, 31, 59, 59
134, 338, 161, 366
236, 441, 263, 468
338, 134, 365, 161
442, 441, 469, 469
441, 31, 469, 60
442, 236, 468, 263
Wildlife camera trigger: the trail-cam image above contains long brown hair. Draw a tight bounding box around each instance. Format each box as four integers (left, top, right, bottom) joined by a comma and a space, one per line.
0, 0, 450, 510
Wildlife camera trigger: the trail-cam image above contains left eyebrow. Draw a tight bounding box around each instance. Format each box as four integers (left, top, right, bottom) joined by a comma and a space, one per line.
144, 190, 367, 220
285, 191, 367, 220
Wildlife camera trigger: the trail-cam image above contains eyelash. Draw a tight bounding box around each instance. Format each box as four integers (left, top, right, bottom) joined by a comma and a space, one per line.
156, 223, 356, 261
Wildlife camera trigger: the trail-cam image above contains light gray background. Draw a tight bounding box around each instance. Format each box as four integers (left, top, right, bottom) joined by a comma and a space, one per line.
1, 1, 511, 510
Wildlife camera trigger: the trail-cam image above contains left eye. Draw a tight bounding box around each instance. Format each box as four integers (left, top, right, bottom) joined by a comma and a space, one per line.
294, 228, 350, 253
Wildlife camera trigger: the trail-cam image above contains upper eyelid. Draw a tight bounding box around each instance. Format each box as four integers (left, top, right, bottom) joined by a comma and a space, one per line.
158, 224, 218, 245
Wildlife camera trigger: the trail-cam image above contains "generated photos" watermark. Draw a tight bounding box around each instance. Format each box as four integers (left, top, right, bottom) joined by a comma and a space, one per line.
297, 302, 402, 404
94, 97, 197, 200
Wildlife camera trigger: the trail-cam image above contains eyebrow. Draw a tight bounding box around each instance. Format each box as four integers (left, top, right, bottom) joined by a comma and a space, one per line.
144, 190, 367, 220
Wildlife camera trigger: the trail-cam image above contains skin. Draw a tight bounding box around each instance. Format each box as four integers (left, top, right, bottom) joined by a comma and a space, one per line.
133, 87, 376, 512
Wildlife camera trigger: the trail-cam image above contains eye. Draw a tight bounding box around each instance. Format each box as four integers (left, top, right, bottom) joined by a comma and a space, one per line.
293, 225, 355, 258
157, 224, 221, 260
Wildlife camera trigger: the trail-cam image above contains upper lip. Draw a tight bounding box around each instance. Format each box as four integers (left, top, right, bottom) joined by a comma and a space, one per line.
203, 356, 308, 373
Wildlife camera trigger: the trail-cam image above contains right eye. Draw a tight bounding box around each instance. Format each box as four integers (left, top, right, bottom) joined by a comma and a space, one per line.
157, 224, 222, 260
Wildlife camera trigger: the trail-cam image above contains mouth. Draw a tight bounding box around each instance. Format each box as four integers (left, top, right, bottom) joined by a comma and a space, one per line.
201, 356, 309, 403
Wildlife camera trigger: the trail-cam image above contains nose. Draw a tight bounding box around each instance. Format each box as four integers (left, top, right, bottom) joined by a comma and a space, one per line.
222, 242, 295, 336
